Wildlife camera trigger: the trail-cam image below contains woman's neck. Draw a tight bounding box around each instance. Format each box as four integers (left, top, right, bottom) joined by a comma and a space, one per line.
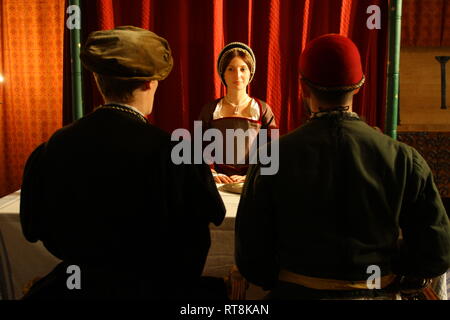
225, 89, 249, 104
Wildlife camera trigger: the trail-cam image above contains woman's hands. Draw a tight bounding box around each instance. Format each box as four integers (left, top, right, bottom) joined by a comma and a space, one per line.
214, 174, 235, 184
229, 175, 246, 183
212, 170, 246, 184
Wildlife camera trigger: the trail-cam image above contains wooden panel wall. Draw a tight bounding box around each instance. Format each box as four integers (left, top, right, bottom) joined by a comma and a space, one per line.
398, 47, 450, 132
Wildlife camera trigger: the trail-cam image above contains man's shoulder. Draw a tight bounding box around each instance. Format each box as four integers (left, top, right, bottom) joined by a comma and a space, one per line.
47, 111, 173, 149
351, 122, 415, 150
277, 119, 416, 151
277, 120, 318, 145
343, 120, 418, 153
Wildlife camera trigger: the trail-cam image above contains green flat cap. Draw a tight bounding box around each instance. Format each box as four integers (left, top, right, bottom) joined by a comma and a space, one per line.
80, 26, 173, 81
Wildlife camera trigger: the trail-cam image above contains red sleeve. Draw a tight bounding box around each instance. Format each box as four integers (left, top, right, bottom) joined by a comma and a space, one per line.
258, 99, 277, 130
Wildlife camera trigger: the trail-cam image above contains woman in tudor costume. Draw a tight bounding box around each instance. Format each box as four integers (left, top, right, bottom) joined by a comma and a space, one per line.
198, 42, 277, 184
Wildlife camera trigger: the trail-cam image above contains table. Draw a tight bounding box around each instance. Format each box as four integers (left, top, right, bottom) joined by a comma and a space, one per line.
2, 190, 447, 300
0, 188, 267, 300
0, 191, 61, 299
206, 188, 267, 299
202, 188, 239, 279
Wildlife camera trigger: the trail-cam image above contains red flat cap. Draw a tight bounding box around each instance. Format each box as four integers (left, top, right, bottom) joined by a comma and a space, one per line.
299, 34, 364, 91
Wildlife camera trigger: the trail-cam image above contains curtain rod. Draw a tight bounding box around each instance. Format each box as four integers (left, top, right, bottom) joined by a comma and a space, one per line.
69, 0, 83, 121
385, 0, 402, 139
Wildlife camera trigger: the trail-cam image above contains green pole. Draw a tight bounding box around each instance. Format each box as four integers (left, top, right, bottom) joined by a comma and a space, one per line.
69, 0, 83, 121
385, 0, 402, 139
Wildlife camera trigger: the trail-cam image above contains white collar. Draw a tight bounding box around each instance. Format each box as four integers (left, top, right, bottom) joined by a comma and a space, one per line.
213, 98, 260, 120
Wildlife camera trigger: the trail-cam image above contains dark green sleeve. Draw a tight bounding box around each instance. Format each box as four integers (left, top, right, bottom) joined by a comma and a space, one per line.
235, 163, 279, 289
397, 148, 450, 278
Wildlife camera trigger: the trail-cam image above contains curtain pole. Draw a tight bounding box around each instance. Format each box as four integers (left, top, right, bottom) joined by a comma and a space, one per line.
385, 0, 402, 139
69, 0, 83, 121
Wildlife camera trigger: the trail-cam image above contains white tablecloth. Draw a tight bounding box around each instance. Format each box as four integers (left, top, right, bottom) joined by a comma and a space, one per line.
0, 191, 60, 299
202, 189, 239, 279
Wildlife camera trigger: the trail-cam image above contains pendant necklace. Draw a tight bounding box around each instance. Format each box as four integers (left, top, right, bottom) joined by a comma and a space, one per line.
224, 95, 251, 114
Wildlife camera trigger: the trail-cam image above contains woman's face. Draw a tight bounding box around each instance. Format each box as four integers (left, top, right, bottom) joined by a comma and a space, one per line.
224, 56, 251, 90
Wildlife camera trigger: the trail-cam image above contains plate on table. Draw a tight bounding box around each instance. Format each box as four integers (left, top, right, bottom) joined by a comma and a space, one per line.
218, 182, 244, 194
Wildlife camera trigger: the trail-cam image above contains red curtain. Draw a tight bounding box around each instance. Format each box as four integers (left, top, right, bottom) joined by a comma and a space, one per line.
79, 0, 389, 135
346, 0, 389, 127
0, 0, 65, 197
0, 0, 389, 197
402, 0, 450, 47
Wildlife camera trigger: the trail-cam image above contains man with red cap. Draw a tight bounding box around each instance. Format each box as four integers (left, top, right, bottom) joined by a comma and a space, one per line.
235, 34, 450, 299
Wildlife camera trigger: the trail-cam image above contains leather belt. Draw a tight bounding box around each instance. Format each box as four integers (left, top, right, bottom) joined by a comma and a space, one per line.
279, 269, 397, 290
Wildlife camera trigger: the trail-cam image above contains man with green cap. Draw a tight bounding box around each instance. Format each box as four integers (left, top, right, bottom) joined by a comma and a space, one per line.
20, 26, 227, 300
235, 34, 450, 300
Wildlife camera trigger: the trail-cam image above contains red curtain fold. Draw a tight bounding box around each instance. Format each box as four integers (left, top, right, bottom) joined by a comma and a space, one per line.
79, 0, 389, 136
443, 0, 450, 45
402, 0, 450, 47
346, 0, 389, 127
249, 0, 307, 130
